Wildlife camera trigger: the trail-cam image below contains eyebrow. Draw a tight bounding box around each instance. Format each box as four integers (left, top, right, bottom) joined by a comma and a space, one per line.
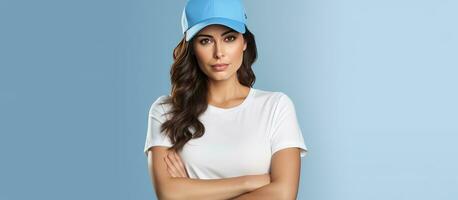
195, 30, 237, 38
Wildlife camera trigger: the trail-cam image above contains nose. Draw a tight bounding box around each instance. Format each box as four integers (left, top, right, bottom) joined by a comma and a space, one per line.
213, 40, 225, 59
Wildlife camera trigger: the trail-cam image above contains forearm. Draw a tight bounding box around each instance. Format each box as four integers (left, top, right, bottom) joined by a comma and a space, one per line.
230, 182, 292, 200
160, 176, 249, 200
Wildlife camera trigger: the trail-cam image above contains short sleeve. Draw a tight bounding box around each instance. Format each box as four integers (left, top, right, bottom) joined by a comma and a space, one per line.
270, 93, 309, 158
144, 96, 173, 157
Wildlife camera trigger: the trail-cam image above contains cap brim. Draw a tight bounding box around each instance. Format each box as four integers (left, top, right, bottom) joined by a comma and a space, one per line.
185, 17, 246, 42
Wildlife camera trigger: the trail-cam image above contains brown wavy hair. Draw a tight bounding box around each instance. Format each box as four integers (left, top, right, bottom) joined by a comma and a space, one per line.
159, 25, 257, 153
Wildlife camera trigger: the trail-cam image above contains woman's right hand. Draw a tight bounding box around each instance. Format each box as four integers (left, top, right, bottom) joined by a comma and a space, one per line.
243, 173, 271, 192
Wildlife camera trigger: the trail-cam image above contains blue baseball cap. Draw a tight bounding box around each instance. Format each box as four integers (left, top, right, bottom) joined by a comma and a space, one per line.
181, 0, 248, 42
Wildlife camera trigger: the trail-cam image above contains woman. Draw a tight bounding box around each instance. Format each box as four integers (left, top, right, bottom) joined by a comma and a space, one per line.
144, 0, 308, 199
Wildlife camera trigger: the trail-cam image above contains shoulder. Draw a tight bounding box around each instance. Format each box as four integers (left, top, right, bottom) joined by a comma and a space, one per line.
253, 88, 293, 108
252, 87, 284, 103
148, 94, 172, 119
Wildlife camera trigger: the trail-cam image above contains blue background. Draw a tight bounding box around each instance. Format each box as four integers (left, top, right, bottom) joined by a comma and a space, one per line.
1, 0, 457, 199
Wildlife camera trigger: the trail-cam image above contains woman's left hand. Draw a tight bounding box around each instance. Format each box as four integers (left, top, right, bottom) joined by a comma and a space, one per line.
164, 150, 190, 178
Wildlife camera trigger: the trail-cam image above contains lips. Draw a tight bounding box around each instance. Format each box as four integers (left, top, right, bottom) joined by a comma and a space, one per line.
211, 63, 229, 71
211, 64, 228, 67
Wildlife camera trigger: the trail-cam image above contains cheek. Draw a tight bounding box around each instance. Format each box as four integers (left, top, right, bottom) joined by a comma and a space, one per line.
232, 40, 246, 56
227, 45, 245, 63
194, 49, 212, 64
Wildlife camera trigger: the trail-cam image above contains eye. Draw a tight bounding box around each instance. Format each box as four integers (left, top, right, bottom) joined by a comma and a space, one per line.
225, 35, 237, 42
199, 38, 211, 45
198, 35, 236, 45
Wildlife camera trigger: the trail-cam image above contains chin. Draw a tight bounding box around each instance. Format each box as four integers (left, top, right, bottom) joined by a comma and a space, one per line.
208, 72, 233, 81
210, 75, 229, 81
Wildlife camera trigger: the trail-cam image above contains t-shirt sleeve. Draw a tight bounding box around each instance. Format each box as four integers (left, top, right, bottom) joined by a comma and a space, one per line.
144, 96, 173, 157
270, 93, 309, 158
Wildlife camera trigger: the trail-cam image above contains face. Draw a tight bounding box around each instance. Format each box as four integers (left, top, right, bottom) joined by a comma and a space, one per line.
192, 24, 247, 82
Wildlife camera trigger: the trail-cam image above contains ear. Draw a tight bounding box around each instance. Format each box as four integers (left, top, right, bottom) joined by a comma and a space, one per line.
243, 40, 247, 51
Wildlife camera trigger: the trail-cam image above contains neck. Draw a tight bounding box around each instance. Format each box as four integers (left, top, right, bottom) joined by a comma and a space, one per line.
207, 77, 250, 104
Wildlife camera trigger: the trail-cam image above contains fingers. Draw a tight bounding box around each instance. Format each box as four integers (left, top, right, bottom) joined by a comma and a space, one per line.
167, 151, 186, 177
163, 155, 179, 177
172, 151, 188, 177
164, 150, 188, 178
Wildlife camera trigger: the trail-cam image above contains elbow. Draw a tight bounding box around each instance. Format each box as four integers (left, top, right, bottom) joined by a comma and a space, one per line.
282, 192, 297, 200
156, 189, 182, 200
155, 184, 186, 200
157, 193, 181, 200
275, 190, 296, 200
154, 188, 171, 200
156, 191, 171, 200
152, 178, 183, 200
157, 195, 178, 200
152, 183, 175, 200
275, 184, 298, 200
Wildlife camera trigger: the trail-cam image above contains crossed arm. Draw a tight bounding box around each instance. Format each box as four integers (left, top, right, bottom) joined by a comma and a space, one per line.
151, 147, 302, 200
229, 148, 301, 199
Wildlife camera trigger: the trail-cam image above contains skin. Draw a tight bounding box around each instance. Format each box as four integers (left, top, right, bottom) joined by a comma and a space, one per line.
149, 147, 271, 200
146, 24, 272, 200
164, 148, 302, 199
164, 150, 189, 178
164, 24, 250, 178
192, 24, 251, 108
161, 24, 303, 199
164, 23, 250, 179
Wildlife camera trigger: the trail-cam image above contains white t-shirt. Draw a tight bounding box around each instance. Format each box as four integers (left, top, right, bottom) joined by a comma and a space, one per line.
144, 87, 308, 179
